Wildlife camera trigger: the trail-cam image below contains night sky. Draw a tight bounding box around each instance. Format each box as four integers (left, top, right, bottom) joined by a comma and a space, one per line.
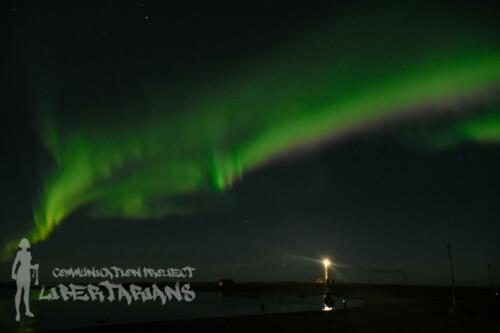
1, 1, 499, 285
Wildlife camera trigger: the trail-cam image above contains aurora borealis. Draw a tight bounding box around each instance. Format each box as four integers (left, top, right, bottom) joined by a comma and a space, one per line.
1, 1, 499, 285
23, 48, 500, 253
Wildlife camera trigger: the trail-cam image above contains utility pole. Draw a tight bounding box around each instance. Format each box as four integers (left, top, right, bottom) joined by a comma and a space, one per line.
447, 243, 457, 313
487, 264, 493, 295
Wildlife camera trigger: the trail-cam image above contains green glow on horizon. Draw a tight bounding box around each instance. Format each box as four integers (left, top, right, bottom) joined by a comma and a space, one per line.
459, 112, 500, 142
3, 7, 500, 259
423, 110, 500, 148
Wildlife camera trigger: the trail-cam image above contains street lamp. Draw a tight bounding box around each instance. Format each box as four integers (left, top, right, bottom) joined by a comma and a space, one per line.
322, 258, 331, 282
321, 258, 334, 310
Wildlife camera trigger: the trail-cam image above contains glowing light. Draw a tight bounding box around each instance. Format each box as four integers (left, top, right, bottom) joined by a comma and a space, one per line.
322, 304, 334, 312
322, 258, 332, 282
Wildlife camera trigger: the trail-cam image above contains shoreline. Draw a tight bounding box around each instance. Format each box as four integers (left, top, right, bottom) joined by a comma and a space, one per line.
58, 299, 499, 333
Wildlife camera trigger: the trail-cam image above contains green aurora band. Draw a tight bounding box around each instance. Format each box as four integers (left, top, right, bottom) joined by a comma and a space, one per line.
3, 5, 500, 258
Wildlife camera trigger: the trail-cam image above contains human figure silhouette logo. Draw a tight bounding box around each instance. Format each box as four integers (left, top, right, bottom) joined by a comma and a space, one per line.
11, 238, 39, 322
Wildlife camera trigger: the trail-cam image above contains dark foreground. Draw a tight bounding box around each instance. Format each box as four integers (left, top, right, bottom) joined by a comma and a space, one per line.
62, 300, 499, 333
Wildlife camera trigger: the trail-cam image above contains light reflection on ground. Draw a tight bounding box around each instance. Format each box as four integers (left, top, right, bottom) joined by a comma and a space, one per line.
322, 305, 334, 312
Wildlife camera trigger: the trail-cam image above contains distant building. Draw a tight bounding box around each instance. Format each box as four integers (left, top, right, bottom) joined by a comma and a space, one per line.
315, 276, 325, 284
315, 266, 334, 284
218, 279, 235, 288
